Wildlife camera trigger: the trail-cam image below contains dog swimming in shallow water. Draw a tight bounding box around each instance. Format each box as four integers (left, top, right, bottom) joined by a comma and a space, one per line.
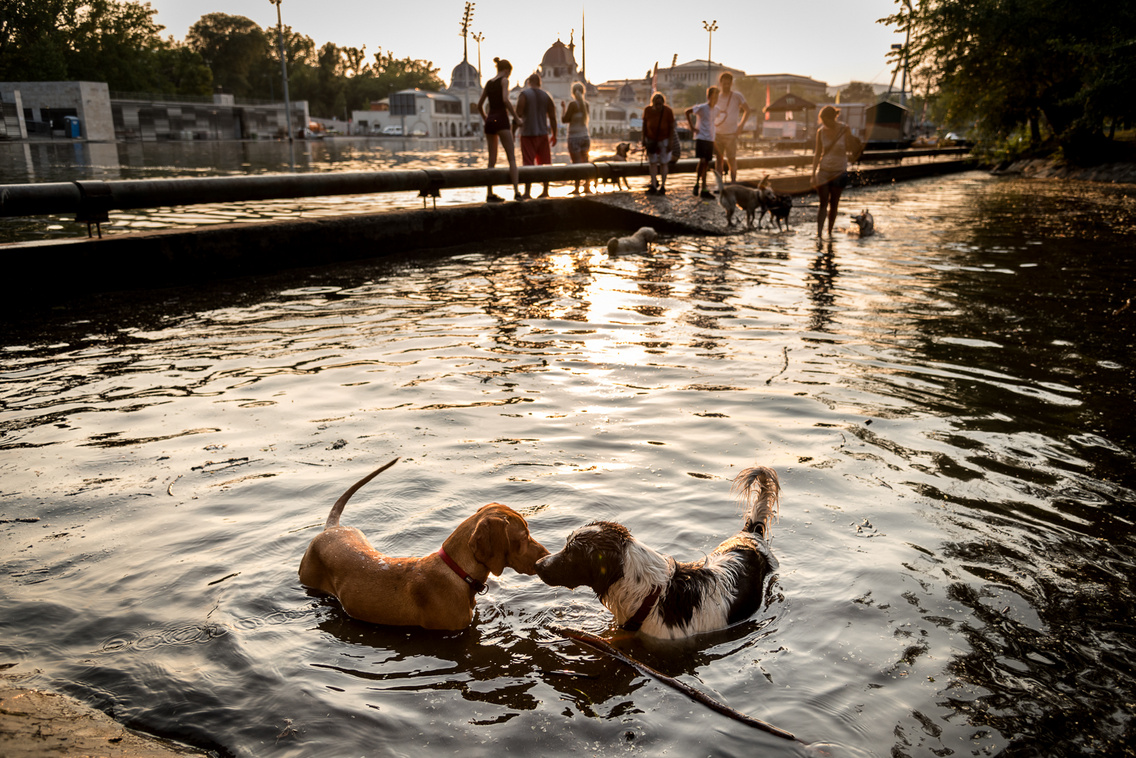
299, 459, 549, 630
536, 466, 781, 639
607, 226, 657, 254
850, 209, 874, 236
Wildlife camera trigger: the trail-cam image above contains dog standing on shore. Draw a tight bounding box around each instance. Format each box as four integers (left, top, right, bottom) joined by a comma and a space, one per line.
536, 465, 781, 639
757, 175, 793, 231
594, 142, 633, 190
607, 226, 657, 254
713, 170, 763, 231
299, 458, 549, 630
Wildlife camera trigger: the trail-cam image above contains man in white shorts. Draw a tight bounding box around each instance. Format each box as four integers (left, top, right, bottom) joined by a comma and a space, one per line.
713, 72, 751, 185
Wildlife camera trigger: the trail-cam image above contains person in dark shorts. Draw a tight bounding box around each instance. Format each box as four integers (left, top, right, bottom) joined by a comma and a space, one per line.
685, 86, 719, 199
477, 57, 522, 202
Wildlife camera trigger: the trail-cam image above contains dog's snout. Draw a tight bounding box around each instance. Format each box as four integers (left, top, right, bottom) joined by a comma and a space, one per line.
534, 553, 555, 578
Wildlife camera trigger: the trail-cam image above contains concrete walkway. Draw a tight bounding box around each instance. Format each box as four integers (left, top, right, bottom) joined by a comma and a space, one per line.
2, 157, 975, 309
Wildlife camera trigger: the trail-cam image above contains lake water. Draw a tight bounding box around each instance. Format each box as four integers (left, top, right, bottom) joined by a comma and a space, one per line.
2, 170, 1135, 757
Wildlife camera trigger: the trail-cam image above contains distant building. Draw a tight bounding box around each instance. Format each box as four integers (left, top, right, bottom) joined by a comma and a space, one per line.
746, 74, 828, 107
655, 60, 746, 95
447, 58, 482, 135
0, 81, 114, 141
0, 81, 308, 141
351, 89, 471, 138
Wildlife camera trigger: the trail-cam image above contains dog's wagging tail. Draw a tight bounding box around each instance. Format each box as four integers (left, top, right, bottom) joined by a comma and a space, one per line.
536, 466, 781, 639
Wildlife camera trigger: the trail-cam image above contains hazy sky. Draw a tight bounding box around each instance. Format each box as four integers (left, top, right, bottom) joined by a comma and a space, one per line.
145, 0, 907, 88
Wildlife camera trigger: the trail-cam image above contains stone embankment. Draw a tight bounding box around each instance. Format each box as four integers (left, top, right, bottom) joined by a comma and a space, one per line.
992, 159, 1136, 184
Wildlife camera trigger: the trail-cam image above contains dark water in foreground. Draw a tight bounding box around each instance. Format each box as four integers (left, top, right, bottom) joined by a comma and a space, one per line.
2, 172, 1135, 757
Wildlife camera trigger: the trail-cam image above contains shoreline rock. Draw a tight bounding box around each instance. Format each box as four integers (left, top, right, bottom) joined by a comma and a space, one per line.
991, 158, 1136, 184
0, 683, 210, 757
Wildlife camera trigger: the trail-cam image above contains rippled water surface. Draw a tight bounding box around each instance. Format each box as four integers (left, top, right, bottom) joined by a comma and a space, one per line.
2, 172, 1135, 757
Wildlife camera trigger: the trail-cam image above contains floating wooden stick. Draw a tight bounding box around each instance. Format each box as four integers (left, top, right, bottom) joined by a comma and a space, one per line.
555, 626, 802, 744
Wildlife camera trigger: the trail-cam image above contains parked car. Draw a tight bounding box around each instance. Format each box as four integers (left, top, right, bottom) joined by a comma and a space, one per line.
379, 125, 403, 136
944, 131, 972, 147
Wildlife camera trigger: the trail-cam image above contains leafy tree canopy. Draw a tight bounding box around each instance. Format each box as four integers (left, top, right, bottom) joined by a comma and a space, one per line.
0, 0, 211, 95
883, 0, 1136, 163
839, 82, 878, 104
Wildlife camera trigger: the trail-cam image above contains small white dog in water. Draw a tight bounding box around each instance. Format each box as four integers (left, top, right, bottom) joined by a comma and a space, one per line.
607, 226, 657, 254
850, 209, 874, 236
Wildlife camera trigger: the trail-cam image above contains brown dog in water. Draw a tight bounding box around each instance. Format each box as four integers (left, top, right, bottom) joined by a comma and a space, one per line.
299, 458, 549, 630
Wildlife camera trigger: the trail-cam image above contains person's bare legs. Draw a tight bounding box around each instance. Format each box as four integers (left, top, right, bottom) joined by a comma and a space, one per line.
827, 186, 843, 236
815, 183, 844, 236
486, 133, 499, 200
498, 130, 521, 197
816, 183, 830, 236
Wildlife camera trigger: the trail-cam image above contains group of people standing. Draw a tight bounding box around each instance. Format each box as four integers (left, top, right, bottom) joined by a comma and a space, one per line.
642, 71, 750, 197
477, 58, 859, 236
477, 57, 591, 202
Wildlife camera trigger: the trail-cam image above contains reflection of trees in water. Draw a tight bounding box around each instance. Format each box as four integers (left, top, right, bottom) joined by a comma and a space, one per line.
934, 527, 1136, 757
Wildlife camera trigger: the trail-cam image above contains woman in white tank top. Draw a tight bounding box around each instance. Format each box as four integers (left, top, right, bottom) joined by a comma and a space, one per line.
812, 105, 851, 236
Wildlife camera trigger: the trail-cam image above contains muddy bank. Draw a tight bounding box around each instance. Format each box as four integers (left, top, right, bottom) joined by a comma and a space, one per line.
992, 158, 1136, 184
0, 682, 211, 757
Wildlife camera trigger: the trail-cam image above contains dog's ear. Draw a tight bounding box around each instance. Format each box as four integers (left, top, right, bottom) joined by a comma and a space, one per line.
471, 515, 509, 576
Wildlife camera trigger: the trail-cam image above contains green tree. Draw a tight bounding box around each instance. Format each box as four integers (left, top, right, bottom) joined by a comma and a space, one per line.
371, 50, 443, 95
65, 0, 169, 91
839, 82, 878, 104
186, 12, 268, 97
884, 0, 1136, 163
151, 42, 213, 97
0, 0, 71, 80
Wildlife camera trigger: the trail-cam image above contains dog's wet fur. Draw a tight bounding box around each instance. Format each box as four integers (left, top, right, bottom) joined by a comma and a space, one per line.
607, 226, 657, 254
850, 209, 874, 236
536, 466, 781, 639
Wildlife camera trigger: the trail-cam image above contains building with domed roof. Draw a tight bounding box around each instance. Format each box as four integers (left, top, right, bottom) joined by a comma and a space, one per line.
447, 58, 481, 135
449, 60, 480, 92
532, 36, 586, 107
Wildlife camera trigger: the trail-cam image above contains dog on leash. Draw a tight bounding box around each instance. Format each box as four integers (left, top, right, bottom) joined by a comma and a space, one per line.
594, 142, 633, 190
850, 209, 874, 236
536, 466, 781, 639
757, 175, 793, 231
607, 226, 658, 254
714, 170, 763, 231
299, 458, 549, 630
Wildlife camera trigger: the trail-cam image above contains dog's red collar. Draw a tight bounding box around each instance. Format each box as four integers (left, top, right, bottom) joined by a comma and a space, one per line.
438, 546, 488, 595
622, 586, 662, 632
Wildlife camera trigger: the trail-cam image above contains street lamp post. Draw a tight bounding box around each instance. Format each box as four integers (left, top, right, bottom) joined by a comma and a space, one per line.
703, 19, 718, 88
471, 32, 484, 81
270, 0, 293, 141
460, 3, 476, 135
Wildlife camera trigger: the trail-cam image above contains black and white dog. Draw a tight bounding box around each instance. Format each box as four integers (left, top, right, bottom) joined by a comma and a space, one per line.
536, 466, 780, 639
